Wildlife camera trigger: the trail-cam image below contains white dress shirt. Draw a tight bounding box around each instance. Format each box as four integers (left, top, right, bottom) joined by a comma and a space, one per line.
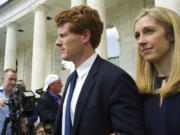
62, 53, 97, 135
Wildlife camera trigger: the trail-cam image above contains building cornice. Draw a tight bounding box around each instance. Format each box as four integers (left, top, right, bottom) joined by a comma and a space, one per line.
0, 0, 48, 29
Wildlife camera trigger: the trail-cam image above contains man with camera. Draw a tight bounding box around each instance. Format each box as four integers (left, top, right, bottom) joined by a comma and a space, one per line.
37, 74, 63, 134
0, 69, 17, 135
17, 80, 38, 135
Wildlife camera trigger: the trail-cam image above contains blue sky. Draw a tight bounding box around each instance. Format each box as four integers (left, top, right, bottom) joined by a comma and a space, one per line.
106, 27, 120, 57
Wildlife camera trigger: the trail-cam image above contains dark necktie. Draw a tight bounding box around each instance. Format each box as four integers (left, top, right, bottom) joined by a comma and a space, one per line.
65, 70, 78, 135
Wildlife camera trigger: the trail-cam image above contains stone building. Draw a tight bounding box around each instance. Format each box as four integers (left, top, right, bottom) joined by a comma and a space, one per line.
0, 0, 179, 93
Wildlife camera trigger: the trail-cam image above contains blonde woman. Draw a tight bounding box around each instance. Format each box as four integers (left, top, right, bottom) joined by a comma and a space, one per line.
133, 7, 180, 135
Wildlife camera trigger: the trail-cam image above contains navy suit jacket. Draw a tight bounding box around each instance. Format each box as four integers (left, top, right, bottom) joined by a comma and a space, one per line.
54, 55, 146, 135
37, 92, 60, 128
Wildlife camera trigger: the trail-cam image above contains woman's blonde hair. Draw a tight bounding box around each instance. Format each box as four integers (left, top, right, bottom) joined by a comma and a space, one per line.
133, 7, 180, 98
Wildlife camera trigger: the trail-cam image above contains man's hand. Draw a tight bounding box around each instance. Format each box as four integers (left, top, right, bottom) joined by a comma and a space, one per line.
20, 117, 28, 134
0, 98, 6, 108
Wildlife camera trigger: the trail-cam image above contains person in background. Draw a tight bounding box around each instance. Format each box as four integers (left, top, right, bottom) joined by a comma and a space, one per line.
17, 80, 26, 89
54, 5, 145, 135
35, 122, 54, 135
35, 123, 45, 135
37, 74, 63, 133
0, 69, 17, 135
17, 80, 38, 135
133, 7, 180, 135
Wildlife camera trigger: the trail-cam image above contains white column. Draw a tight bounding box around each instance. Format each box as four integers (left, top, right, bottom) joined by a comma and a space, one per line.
87, 0, 108, 59
71, 0, 86, 7
4, 23, 18, 70
155, 0, 180, 15
31, 5, 47, 92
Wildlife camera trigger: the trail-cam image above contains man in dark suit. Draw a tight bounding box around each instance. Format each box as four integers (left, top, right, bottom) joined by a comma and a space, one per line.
37, 74, 63, 133
54, 5, 146, 135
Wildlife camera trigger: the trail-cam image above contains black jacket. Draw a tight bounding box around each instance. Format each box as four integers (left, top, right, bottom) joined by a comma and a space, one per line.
37, 91, 61, 129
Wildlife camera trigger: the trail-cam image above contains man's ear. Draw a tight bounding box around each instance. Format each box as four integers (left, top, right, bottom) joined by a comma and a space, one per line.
1, 76, 4, 83
82, 29, 91, 44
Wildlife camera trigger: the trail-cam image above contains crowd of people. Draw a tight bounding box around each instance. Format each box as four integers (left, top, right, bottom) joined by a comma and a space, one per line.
0, 69, 62, 135
1, 4, 180, 135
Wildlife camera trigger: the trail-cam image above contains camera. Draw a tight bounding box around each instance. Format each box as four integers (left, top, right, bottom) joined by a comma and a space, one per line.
7, 84, 36, 117
1, 84, 37, 135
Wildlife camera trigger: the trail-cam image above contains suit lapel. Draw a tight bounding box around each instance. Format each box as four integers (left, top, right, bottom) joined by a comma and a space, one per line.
56, 74, 73, 134
62, 75, 72, 104
72, 55, 102, 134
60, 74, 73, 114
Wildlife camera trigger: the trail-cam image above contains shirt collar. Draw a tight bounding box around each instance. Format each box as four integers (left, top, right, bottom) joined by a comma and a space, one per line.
76, 53, 97, 79
0, 88, 8, 99
0, 87, 4, 93
48, 90, 57, 98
